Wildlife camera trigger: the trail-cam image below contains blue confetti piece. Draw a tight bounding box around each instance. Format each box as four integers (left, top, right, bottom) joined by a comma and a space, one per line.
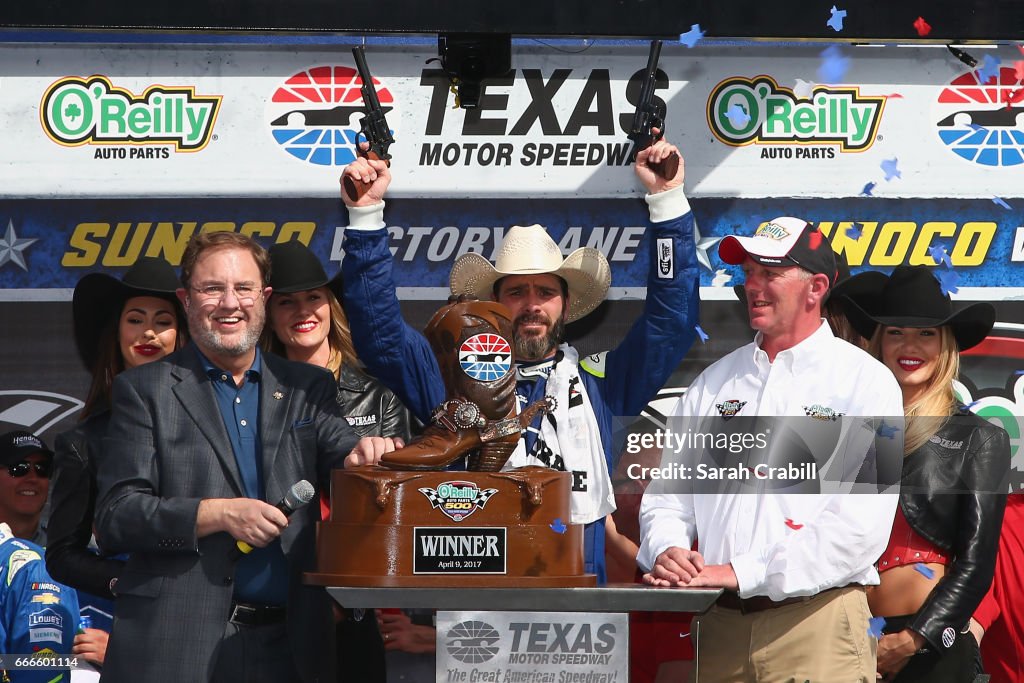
936, 268, 960, 295
826, 5, 847, 32
978, 54, 1002, 84
868, 616, 887, 639
881, 157, 901, 181
993, 196, 1012, 210
550, 518, 567, 534
679, 24, 705, 48
725, 103, 751, 128
963, 399, 983, 411
927, 244, 952, 268
968, 123, 988, 132
846, 223, 863, 240
914, 563, 936, 579
818, 45, 850, 83
860, 181, 876, 197
695, 324, 710, 344
876, 420, 900, 439
1014, 370, 1024, 375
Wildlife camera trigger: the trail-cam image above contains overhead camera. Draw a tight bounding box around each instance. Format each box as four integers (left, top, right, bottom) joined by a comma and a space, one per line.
436, 33, 512, 109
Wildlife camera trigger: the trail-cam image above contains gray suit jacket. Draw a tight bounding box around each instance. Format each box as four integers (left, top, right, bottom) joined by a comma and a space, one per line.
95, 345, 357, 683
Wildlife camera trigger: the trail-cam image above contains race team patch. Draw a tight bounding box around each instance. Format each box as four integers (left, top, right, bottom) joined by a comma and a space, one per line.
716, 399, 747, 420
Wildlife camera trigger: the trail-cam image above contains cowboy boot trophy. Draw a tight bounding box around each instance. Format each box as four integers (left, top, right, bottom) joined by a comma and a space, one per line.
379, 297, 550, 471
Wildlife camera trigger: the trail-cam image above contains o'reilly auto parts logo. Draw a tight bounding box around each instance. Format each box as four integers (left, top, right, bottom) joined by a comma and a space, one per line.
267, 65, 395, 167
708, 75, 886, 152
419, 480, 498, 522
41, 76, 221, 152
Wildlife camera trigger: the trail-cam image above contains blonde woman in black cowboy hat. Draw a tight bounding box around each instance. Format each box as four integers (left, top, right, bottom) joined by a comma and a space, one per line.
841, 264, 1009, 683
262, 240, 410, 683
45, 256, 185, 665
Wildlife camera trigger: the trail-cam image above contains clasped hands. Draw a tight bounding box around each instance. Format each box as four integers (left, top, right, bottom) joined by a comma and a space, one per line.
642, 547, 739, 590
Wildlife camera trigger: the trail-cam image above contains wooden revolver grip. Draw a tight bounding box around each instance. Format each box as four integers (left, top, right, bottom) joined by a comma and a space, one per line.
342, 150, 390, 202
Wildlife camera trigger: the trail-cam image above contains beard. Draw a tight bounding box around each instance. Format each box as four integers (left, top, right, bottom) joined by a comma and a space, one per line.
513, 313, 565, 362
187, 300, 265, 358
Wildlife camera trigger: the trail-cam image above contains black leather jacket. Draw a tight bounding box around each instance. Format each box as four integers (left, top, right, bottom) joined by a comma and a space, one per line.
900, 408, 1009, 651
46, 410, 126, 599
337, 363, 412, 441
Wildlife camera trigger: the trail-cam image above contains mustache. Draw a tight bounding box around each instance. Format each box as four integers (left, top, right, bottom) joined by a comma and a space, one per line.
514, 313, 552, 327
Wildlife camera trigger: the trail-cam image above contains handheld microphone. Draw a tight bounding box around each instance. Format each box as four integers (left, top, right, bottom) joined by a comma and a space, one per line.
235, 479, 316, 555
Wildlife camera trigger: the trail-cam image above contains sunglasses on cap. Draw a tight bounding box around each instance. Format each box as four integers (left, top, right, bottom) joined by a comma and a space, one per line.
6, 460, 52, 479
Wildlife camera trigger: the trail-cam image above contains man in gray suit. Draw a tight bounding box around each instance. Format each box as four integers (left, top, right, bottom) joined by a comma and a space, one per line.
95, 232, 390, 683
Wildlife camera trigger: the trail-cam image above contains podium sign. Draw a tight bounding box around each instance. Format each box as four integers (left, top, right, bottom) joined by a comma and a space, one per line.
436, 611, 628, 682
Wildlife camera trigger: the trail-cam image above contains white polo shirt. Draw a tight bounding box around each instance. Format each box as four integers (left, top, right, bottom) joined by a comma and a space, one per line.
638, 321, 904, 600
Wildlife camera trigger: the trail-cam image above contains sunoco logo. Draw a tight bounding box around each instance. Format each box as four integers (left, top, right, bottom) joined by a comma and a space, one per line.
41, 76, 221, 152
708, 76, 886, 152
934, 66, 1024, 167
266, 65, 395, 167
419, 481, 498, 522
446, 620, 500, 663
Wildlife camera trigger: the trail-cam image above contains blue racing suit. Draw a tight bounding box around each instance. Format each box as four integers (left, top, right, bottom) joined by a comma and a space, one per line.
341, 186, 699, 582
0, 525, 79, 683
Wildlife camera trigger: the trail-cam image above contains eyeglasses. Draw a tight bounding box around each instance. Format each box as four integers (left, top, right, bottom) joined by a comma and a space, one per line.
6, 461, 52, 479
190, 284, 261, 308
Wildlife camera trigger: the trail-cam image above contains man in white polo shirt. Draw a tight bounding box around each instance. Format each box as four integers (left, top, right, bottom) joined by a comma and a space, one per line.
639, 218, 904, 682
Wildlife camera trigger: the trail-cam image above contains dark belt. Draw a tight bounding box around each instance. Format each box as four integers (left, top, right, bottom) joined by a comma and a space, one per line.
228, 601, 287, 626
715, 585, 848, 615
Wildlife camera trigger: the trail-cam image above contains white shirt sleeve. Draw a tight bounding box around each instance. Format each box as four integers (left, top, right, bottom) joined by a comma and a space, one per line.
346, 201, 386, 230
637, 387, 702, 571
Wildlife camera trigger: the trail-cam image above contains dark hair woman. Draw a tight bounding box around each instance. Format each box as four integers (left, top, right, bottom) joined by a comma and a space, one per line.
46, 257, 185, 597
841, 265, 1009, 683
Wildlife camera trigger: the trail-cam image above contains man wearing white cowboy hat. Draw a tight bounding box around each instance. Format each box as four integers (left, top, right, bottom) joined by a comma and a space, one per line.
339, 136, 699, 582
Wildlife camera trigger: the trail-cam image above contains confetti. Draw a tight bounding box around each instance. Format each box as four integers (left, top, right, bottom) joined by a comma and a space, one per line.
936, 268, 960, 296
884, 93, 904, 99
993, 197, 1013, 210
978, 54, 1002, 84
846, 223, 863, 240
881, 158, 901, 181
968, 123, 988, 132
679, 24, 705, 48
927, 244, 952, 267
696, 324, 710, 344
818, 45, 850, 83
826, 6, 847, 32
793, 79, 816, 99
712, 269, 732, 287
914, 564, 936, 579
725, 103, 751, 128
860, 181, 876, 197
550, 518, 567, 534
868, 617, 887, 639
913, 16, 931, 37
785, 518, 804, 530
963, 399, 982, 411
877, 420, 900, 439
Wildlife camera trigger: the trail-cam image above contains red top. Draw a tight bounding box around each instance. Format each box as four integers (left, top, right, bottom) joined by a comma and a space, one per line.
973, 494, 1024, 683
877, 505, 950, 571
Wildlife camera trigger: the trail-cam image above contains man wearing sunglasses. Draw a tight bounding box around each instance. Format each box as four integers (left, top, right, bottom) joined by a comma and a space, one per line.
0, 430, 81, 682
0, 430, 53, 545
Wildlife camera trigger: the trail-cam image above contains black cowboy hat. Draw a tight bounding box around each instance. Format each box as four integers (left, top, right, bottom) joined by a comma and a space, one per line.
839, 265, 995, 351
73, 257, 182, 372
267, 241, 342, 297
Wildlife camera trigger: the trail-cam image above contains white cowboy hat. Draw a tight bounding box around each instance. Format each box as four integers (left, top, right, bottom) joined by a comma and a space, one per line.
449, 224, 611, 323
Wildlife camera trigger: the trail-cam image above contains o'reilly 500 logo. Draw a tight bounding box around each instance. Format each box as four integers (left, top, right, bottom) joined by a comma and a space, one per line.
708, 76, 886, 152
41, 76, 222, 152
